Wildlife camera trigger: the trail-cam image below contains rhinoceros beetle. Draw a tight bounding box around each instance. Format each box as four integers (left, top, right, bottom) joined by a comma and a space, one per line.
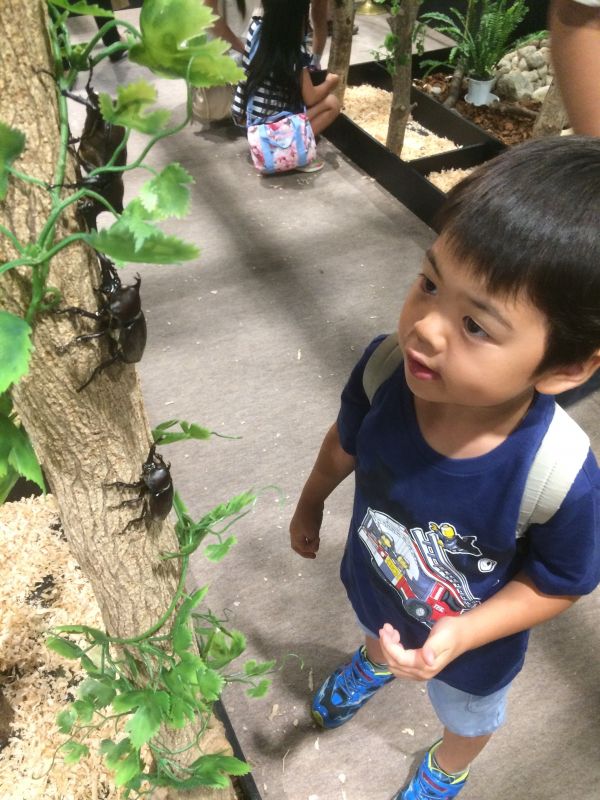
108, 445, 174, 531
62, 76, 127, 229
57, 254, 147, 391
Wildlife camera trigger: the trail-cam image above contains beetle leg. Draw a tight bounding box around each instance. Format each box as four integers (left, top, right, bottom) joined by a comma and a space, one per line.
55, 305, 103, 321
105, 479, 144, 491
77, 352, 120, 392
122, 499, 150, 533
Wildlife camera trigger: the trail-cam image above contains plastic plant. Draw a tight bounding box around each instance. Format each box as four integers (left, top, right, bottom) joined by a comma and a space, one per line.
0, 0, 280, 795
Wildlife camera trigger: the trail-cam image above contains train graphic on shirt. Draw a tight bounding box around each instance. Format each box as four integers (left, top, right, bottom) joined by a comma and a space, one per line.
358, 508, 496, 628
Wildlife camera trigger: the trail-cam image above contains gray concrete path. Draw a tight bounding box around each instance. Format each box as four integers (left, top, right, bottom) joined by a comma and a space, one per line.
69, 10, 600, 800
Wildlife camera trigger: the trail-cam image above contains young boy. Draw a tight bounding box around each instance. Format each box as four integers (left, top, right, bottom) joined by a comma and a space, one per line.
289, 136, 600, 799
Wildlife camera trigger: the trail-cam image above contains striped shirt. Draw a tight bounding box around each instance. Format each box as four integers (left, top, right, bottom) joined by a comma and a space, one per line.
232, 17, 311, 124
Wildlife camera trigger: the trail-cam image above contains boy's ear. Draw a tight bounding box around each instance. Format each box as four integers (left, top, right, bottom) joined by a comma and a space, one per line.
535, 350, 600, 395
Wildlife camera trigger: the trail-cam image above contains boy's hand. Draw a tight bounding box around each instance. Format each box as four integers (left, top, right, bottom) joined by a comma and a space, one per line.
379, 618, 469, 681
289, 501, 323, 559
326, 72, 340, 87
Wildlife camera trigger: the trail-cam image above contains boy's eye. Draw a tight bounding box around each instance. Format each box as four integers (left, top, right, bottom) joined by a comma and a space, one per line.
420, 274, 437, 294
463, 316, 489, 338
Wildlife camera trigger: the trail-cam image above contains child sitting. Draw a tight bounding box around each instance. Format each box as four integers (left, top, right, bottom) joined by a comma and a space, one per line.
232, 0, 340, 173
290, 136, 600, 799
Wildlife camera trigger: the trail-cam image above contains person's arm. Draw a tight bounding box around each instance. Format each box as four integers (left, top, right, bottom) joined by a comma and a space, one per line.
289, 422, 355, 559
550, 0, 600, 135
379, 572, 578, 680
301, 67, 339, 107
205, 0, 245, 53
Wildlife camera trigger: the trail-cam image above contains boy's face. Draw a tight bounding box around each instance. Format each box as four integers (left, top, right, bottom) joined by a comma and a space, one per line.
398, 236, 550, 410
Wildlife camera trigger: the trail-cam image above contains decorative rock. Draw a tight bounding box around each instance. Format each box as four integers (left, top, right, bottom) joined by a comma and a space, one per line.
539, 46, 551, 63
518, 57, 527, 70
537, 64, 548, 78
525, 50, 547, 70
533, 85, 550, 102
496, 71, 535, 100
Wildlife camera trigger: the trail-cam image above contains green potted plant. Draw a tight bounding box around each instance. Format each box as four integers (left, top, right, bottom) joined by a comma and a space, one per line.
419, 0, 529, 105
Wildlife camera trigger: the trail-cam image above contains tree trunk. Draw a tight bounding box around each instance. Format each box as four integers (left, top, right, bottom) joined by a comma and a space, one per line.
386, 1, 420, 156
532, 78, 569, 138
0, 2, 233, 797
328, 0, 356, 105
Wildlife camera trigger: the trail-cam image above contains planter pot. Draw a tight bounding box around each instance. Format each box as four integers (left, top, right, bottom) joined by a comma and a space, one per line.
325, 56, 505, 229
465, 77, 498, 106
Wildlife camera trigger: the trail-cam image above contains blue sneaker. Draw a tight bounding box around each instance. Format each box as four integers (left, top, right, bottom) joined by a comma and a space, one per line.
396, 741, 469, 799
311, 646, 394, 729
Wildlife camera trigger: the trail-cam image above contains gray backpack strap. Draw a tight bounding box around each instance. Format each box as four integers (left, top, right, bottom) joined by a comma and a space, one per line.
362, 334, 403, 403
516, 403, 590, 538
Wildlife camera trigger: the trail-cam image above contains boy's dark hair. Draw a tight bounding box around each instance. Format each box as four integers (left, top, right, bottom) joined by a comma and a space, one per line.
245, 0, 311, 112
437, 136, 600, 373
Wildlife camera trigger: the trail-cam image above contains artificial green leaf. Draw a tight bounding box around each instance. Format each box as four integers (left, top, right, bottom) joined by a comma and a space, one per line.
0, 312, 33, 393
137, 164, 194, 220
243, 659, 276, 677
98, 81, 171, 135
60, 740, 90, 764
100, 737, 131, 767
152, 419, 213, 445
0, 467, 19, 504
78, 677, 116, 709
124, 692, 169, 748
48, 0, 113, 16
57, 708, 78, 734
167, 695, 196, 728
204, 629, 246, 669
111, 689, 146, 714
204, 536, 237, 562
114, 750, 142, 787
246, 679, 270, 698
7, 421, 45, 492
129, 0, 243, 87
195, 668, 223, 701
47, 636, 85, 660
0, 122, 26, 200
72, 698, 96, 723
85, 220, 198, 264
53, 624, 109, 643
172, 619, 193, 655
175, 586, 210, 629
190, 753, 251, 782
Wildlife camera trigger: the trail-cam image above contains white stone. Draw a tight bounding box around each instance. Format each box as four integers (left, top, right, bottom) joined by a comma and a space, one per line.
537, 64, 548, 78
525, 50, 547, 70
533, 85, 550, 102
539, 46, 551, 64
518, 57, 527, 70
544, 74, 553, 86
496, 71, 535, 100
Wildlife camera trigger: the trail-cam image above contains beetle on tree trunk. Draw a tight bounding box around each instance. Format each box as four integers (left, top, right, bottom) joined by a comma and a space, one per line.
108, 444, 174, 531
56, 253, 147, 391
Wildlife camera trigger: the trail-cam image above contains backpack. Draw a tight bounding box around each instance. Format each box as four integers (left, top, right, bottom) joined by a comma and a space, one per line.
362, 334, 590, 537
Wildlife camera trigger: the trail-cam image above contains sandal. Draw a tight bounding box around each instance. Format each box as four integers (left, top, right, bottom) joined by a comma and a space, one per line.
295, 160, 325, 173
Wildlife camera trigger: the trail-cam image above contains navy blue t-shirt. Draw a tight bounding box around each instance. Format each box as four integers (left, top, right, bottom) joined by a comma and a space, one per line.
337, 337, 600, 695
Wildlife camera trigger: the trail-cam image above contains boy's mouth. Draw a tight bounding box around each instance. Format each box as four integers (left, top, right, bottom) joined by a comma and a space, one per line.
406, 352, 440, 381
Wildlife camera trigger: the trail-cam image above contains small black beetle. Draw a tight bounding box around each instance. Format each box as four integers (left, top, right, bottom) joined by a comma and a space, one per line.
109, 445, 174, 531
57, 254, 147, 391
63, 77, 127, 229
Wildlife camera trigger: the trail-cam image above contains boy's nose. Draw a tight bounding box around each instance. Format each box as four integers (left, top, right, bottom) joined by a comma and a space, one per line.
413, 313, 446, 352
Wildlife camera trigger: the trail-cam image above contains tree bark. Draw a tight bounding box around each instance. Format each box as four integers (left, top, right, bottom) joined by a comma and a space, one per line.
386, 1, 420, 156
328, 0, 356, 105
0, 2, 233, 797
532, 78, 569, 138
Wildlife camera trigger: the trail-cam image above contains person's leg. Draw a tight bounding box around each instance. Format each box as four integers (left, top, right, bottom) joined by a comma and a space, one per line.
435, 728, 491, 774
307, 93, 340, 136
311, 634, 394, 728
396, 680, 509, 798
310, 0, 328, 68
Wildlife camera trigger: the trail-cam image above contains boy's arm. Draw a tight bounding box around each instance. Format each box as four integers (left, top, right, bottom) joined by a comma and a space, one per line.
290, 422, 355, 559
379, 572, 578, 680
550, 0, 600, 135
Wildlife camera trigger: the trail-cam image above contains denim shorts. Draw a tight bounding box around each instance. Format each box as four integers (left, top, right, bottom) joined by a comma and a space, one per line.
357, 619, 510, 737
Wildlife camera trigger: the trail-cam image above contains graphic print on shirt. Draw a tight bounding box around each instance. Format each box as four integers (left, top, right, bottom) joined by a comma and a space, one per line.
358, 508, 498, 629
